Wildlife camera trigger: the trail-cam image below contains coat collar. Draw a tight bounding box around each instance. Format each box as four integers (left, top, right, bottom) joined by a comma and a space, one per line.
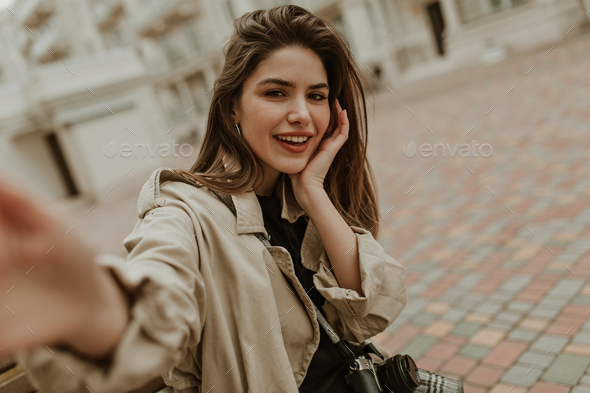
231, 172, 308, 236
230, 172, 324, 273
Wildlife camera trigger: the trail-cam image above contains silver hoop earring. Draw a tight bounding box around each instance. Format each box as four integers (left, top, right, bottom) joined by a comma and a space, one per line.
235, 123, 242, 136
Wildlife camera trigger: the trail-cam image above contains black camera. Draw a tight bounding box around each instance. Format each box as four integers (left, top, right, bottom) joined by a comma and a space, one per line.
343, 341, 464, 393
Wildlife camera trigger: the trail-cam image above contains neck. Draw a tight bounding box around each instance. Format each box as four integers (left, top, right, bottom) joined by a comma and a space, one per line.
254, 172, 283, 197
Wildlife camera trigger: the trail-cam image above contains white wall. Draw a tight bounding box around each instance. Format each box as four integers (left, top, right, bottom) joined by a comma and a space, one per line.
60, 102, 174, 201
0, 132, 67, 200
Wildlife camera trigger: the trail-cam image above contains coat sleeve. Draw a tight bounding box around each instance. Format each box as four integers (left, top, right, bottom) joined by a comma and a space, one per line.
312, 225, 407, 343
14, 186, 206, 393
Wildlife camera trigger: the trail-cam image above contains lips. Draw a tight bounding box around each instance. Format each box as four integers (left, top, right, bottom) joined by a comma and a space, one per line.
274, 135, 311, 153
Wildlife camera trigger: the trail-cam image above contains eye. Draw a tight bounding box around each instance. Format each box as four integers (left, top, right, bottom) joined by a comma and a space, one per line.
265, 90, 284, 97
309, 93, 327, 101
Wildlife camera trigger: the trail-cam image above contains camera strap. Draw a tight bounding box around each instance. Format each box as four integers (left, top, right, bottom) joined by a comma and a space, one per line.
211, 190, 358, 368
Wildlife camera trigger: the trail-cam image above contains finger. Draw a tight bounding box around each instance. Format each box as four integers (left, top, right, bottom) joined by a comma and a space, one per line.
0, 180, 42, 228
342, 109, 349, 137
0, 180, 61, 233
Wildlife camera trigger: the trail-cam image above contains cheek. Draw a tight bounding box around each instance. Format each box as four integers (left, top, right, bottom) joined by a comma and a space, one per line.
246, 100, 281, 128
316, 111, 332, 138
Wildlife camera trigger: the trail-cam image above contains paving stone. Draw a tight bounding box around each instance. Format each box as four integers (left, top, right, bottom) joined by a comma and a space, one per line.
456, 298, 484, 311
399, 336, 438, 359
424, 302, 452, 315
531, 335, 570, 354
578, 374, 590, 385
470, 328, 505, 347
503, 259, 527, 269
564, 343, 590, 356
437, 290, 464, 303
501, 363, 543, 386
572, 295, 590, 305
518, 350, 555, 368
451, 322, 481, 337
402, 298, 430, 316
458, 344, 490, 359
440, 355, 477, 377
465, 313, 492, 324
530, 381, 573, 393
548, 279, 586, 298
489, 384, 527, 393
465, 364, 504, 387
411, 313, 438, 326
541, 353, 590, 385
544, 293, 575, 302
500, 275, 533, 292
508, 301, 535, 313
573, 332, 590, 345
488, 321, 514, 331
474, 303, 503, 315
519, 318, 550, 331
422, 269, 447, 283
508, 329, 540, 343
423, 320, 455, 338
538, 297, 570, 308
455, 273, 486, 290
441, 309, 467, 322
529, 306, 562, 319
495, 311, 523, 323
423, 341, 459, 361
489, 292, 514, 302
572, 386, 590, 393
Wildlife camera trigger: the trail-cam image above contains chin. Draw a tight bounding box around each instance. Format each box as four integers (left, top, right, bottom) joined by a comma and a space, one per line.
278, 165, 307, 175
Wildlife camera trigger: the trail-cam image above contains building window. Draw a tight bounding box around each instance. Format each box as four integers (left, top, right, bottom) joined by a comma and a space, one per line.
45, 132, 79, 197
457, 0, 530, 23
183, 19, 202, 55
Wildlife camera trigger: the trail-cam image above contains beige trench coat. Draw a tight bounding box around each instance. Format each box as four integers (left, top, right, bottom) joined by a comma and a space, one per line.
15, 167, 407, 393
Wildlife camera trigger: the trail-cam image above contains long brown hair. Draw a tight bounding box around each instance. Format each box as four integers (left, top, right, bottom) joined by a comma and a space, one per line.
175, 5, 381, 238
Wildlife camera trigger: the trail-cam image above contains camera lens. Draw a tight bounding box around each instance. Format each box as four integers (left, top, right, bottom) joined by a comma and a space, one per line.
375, 354, 420, 393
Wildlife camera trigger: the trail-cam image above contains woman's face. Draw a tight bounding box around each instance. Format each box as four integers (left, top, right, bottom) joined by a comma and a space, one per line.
231, 46, 332, 189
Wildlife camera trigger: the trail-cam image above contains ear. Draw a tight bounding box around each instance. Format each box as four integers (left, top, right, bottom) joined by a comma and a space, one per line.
230, 99, 239, 124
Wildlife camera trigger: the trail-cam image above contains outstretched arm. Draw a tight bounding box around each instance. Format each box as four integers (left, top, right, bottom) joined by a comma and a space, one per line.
0, 177, 128, 359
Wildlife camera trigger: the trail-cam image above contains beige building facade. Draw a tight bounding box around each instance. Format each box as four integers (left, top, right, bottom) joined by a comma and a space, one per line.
0, 0, 587, 202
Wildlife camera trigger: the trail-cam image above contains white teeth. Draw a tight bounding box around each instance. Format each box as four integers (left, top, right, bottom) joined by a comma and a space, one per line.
276, 135, 309, 142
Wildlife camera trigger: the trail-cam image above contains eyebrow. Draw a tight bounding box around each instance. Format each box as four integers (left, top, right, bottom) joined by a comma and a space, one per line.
256, 78, 329, 90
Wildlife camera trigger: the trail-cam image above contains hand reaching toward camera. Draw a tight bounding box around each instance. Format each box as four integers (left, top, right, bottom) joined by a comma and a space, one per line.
0, 178, 129, 359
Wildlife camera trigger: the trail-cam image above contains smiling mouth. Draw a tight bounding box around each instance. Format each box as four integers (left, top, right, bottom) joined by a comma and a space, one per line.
273, 136, 310, 146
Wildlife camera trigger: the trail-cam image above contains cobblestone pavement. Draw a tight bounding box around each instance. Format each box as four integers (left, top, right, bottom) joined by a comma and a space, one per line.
369, 33, 590, 392
48, 33, 590, 392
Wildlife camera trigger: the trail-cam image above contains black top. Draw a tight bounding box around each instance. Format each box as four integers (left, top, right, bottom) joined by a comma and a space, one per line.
256, 194, 352, 393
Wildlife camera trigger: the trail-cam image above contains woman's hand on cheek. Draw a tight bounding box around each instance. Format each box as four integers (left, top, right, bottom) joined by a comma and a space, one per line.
289, 98, 349, 208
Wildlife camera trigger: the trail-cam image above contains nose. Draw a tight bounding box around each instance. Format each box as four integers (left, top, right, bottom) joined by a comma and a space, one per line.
286, 96, 311, 126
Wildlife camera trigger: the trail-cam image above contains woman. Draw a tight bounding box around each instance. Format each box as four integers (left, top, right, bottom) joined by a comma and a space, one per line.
0, 5, 406, 393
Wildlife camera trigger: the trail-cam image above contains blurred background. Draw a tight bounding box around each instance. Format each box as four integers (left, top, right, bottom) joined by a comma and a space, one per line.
0, 0, 590, 392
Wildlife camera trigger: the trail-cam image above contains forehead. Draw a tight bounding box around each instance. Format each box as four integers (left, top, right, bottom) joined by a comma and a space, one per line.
246, 47, 327, 86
